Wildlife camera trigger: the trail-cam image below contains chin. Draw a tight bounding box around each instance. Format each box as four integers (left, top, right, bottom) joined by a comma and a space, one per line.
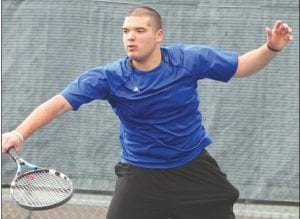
128, 54, 142, 62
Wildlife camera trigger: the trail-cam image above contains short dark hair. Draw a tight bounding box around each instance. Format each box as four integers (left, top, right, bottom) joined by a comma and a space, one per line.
126, 6, 163, 31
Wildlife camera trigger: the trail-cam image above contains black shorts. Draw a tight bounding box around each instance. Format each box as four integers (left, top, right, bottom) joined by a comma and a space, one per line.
106, 149, 239, 219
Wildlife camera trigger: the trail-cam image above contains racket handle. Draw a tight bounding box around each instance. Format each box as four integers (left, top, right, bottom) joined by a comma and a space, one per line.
7, 147, 20, 161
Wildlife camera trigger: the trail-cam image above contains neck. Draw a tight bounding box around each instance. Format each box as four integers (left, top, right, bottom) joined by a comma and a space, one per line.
131, 49, 162, 72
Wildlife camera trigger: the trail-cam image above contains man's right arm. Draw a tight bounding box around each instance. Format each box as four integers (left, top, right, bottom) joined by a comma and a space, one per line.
2, 94, 73, 153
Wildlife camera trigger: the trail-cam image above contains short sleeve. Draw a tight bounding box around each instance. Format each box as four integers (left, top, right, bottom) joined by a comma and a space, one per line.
181, 45, 238, 82
60, 67, 110, 110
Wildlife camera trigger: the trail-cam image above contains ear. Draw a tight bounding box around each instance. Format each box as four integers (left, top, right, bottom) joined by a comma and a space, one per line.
156, 29, 164, 43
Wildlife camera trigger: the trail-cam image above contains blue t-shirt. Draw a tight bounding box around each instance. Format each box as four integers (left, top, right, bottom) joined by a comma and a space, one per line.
61, 44, 238, 168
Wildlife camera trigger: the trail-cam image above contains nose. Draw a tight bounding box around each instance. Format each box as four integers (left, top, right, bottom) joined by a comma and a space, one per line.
126, 31, 136, 41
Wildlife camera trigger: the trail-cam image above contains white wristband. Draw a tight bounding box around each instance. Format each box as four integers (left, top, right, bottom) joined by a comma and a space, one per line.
11, 130, 24, 145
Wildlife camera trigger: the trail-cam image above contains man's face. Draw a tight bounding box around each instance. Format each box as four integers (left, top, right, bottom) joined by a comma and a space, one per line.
122, 16, 163, 63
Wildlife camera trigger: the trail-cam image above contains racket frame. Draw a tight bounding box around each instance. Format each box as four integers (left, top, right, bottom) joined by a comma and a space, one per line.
7, 147, 74, 210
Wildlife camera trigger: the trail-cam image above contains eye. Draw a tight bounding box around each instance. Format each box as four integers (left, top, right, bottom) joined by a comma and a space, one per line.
122, 29, 128, 34
136, 28, 146, 33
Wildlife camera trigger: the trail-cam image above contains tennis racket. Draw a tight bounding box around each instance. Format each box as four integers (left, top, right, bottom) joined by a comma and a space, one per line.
7, 147, 74, 210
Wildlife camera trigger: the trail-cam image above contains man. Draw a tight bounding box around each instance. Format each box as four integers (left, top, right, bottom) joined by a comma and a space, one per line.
2, 6, 293, 219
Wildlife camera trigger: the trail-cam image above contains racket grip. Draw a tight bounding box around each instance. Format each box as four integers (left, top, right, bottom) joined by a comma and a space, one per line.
7, 147, 20, 161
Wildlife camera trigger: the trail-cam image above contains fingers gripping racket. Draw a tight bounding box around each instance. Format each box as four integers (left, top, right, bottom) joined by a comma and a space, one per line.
7, 147, 74, 210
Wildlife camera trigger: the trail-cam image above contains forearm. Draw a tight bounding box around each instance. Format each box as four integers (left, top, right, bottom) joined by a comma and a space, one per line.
15, 94, 72, 140
234, 44, 278, 78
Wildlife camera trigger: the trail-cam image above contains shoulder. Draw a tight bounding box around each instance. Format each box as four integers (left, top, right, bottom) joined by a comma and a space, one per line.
162, 43, 215, 53
161, 43, 215, 67
84, 57, 130, 79
161, 44, 185, 66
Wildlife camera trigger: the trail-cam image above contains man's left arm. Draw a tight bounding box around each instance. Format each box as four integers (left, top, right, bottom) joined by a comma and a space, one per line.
234, 20, 293, 78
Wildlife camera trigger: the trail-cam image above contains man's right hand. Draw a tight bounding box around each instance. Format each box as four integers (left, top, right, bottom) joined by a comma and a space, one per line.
2, 131, 23, 153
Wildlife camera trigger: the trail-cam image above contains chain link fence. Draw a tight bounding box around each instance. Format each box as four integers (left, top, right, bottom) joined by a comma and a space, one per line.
2, 189, 299, 219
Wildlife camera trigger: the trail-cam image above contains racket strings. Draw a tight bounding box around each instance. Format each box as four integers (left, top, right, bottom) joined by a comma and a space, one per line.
12, 170, 72, 208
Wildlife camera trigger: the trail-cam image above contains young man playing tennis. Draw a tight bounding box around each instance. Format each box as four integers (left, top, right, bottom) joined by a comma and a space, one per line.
2, 6, 293, 219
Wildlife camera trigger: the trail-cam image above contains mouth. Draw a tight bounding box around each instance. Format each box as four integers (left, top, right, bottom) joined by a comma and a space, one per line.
127, 45, 137, 51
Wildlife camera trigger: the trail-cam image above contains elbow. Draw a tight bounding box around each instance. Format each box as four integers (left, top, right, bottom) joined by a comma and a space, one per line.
234, 58, 258, 78
52, 94, 73, 115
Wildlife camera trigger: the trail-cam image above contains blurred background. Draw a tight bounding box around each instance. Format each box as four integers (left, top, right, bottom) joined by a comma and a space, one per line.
1, 0, 299, 218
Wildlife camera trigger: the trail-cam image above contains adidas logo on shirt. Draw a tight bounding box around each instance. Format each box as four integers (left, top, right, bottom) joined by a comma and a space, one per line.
133, 86, 140, 93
